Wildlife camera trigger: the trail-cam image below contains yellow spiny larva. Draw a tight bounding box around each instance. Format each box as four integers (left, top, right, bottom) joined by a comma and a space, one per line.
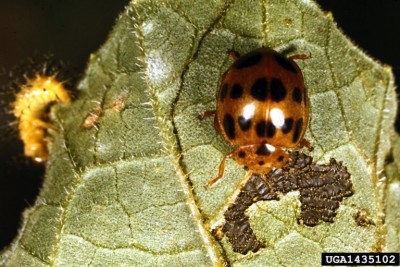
12, 74, 70, 163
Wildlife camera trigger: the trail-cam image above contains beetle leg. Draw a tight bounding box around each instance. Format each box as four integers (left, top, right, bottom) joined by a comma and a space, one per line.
205, 151, 234, 189
289, 54, 311, 60
298, 138, 314, 152
227, 49, 240, 61
198, 110, 223, 135
197, 110, 216, 120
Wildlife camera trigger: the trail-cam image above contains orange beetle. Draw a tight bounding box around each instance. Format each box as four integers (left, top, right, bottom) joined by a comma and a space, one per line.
204, 48, 310, 188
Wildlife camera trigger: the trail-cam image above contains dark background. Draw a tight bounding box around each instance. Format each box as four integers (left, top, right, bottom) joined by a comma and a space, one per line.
0, 0, 399, 250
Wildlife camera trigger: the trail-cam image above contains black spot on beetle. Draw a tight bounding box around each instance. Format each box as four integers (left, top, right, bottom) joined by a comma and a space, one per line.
274, 53, 297, 73
238, 151, 246, 158
230, 83, 243, 99
270, 78, 286, 102
256, 121, 267, 137
223, 114, 235, 139
258, 161, 265, 166
278, 156, 284, 162
293, 87, 302, 103
293, 118, 303, 143
256, 121, 276, 138
233, 51, 263, 69
238, 116, 251, 131
251, 78, 269, 101
220, 83, 229, 102
282, 118, 294, 134
266, 122, 276, 138
256, 144, 270, 156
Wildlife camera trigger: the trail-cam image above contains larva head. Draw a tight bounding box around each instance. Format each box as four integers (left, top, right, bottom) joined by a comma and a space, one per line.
13, 75, 70, 117
26, 75, 70, 103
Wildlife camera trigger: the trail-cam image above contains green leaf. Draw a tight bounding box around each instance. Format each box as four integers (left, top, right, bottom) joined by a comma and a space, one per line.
1, 0, 399, 266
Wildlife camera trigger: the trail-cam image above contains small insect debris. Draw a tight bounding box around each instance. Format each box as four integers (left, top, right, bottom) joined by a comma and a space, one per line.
82, 106, 102, 129
353, 210, 374, 227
